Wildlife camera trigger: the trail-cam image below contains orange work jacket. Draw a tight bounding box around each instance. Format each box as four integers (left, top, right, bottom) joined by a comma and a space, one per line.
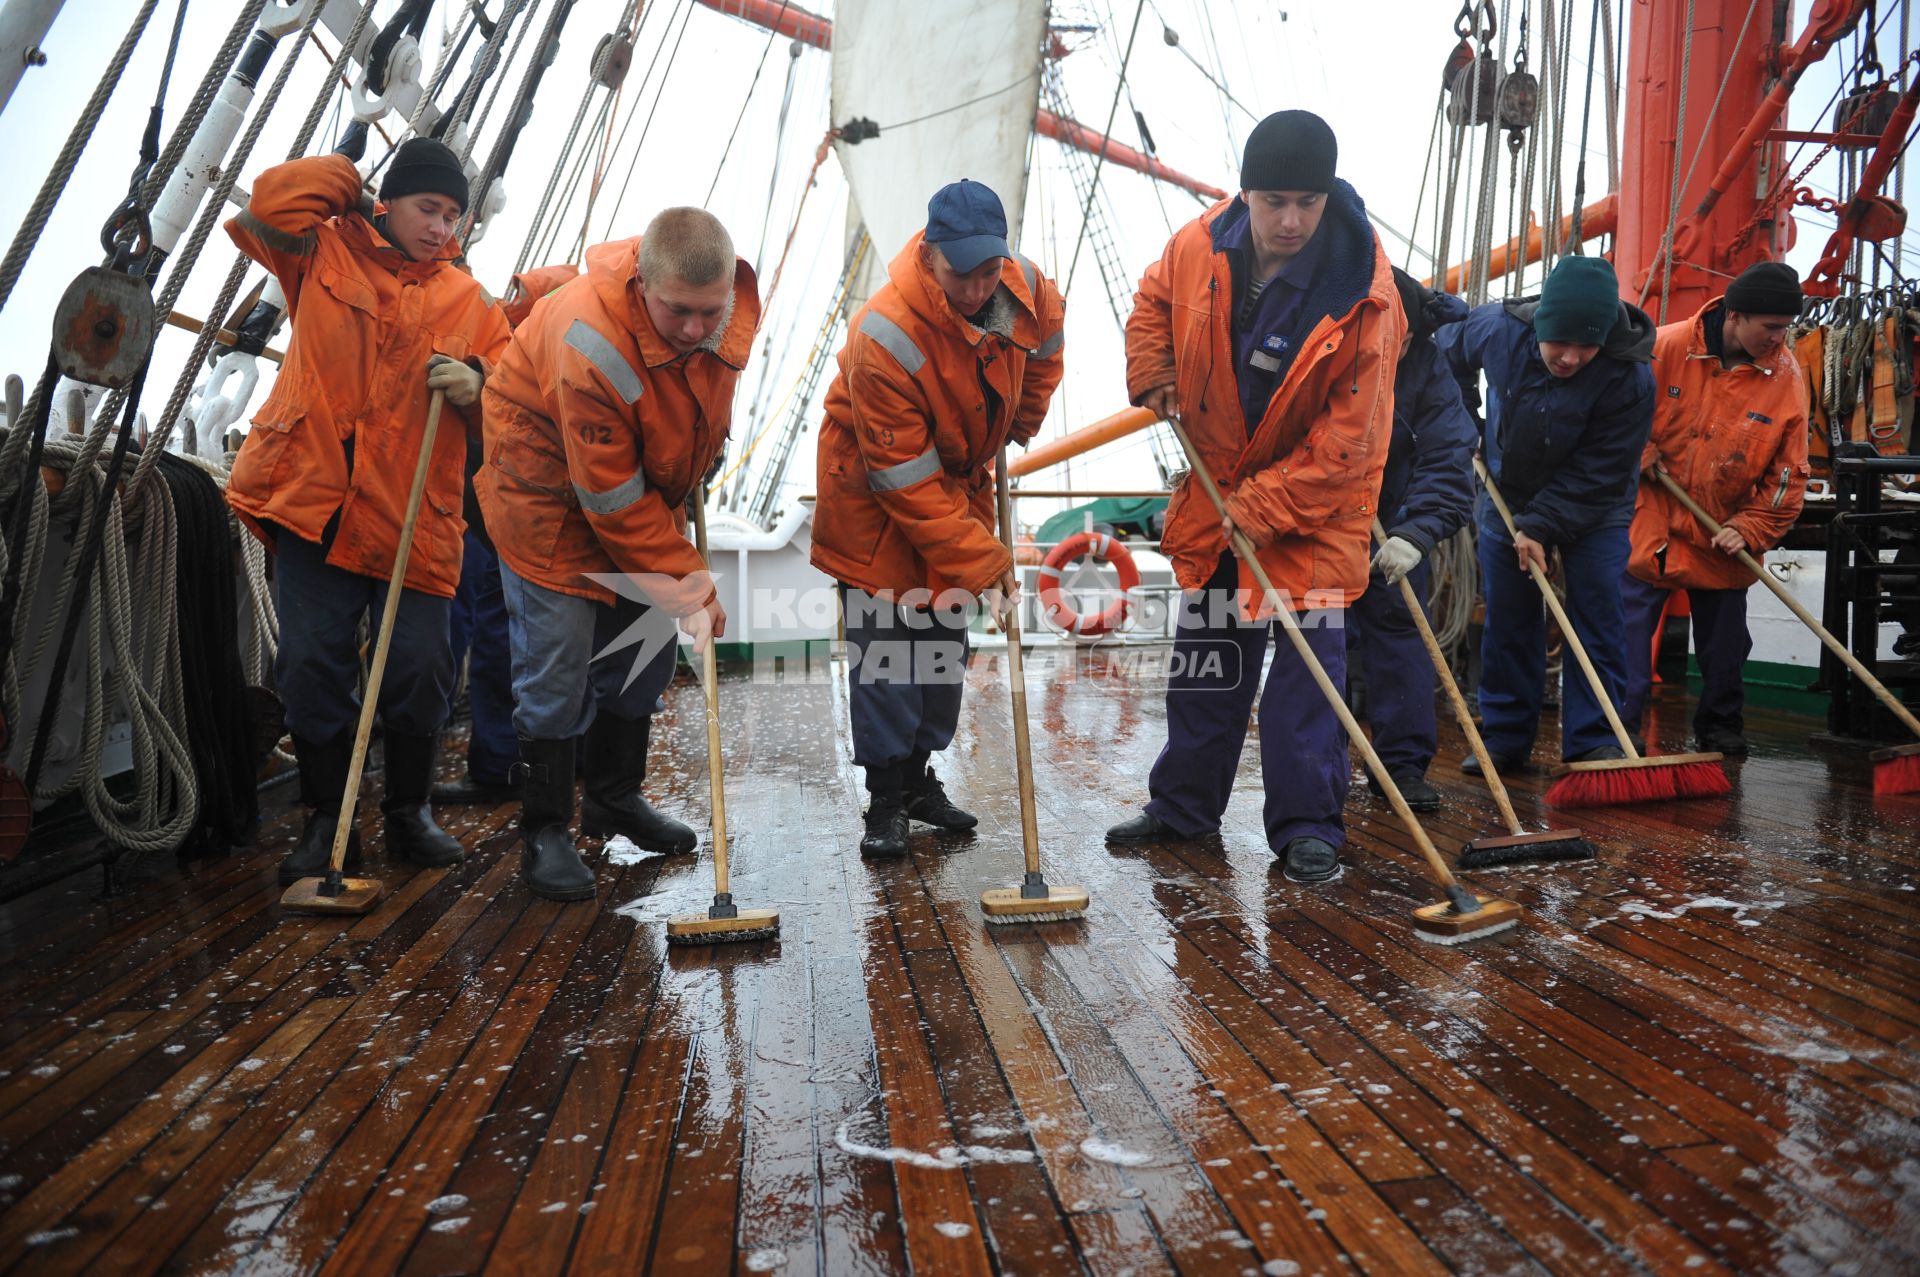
809, 235, 1065, 601
1126, 193, 1403, 614
1628, 300, 1809, 592
477, 237, 760, 613
502, 263, 581, 329
224, 155, 511, 598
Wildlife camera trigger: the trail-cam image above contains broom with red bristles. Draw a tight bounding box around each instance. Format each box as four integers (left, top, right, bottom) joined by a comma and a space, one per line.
1652, 468, 1920, 796
1474, 458, 1731, 809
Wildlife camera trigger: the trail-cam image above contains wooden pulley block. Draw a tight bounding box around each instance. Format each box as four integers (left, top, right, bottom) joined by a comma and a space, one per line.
1499, 69, 1539, 131
51, 266, 155, 389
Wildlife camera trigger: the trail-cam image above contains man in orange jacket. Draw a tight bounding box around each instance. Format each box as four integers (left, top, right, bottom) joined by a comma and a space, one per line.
478, 208, 757, 901
1105, 111, 1404, 885
810, 180, 1066, 858
1621, 262, 1810, 754
225, 138, 511, 886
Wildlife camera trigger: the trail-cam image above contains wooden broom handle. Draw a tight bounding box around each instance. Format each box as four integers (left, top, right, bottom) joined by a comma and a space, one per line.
330, 388, 447, 874
1167, 417, 1462, 891
1473, 456, 1643, 758
995, 449, 1043, 875
1372, 519, 1526, 836
692, 493, 732, 896
1653, 468, 1920, 741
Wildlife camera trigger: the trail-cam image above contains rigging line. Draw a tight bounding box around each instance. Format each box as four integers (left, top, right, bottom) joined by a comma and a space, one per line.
1600, 0, 1619, 193
1405, 91, 1445, 272
1900, 0, 1911, 272
865, 72, 1043, 134
751, 42, 803, 270
714, 233, 871, 492
515, 2, 647, 274
1189, 0, 1237, 168
704, 0, 793, 206
1066, 0, 1147, 302
1628, 0, 1761, 287
573, 61, 630, 261
467, 0, 549, 144
1566, 0, 1606, 249
532, 92, 610, 266
1142, 0, 1256, 120
125, 0, 375, 495
1655, 0, 1696, 325
0, 0, 164, 318
445, 0, 533, 163
596, 0, 697, 245
140, 0, 272, 208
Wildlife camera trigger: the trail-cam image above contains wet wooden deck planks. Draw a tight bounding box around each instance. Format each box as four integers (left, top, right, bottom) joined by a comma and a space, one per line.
0, 644, 1915, 1275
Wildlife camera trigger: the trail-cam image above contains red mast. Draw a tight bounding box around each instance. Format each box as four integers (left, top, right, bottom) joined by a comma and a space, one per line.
1617, 0, 1871, 321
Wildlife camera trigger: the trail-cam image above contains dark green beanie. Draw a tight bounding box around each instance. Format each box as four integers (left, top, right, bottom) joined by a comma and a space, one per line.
1534, 256, 1619, 344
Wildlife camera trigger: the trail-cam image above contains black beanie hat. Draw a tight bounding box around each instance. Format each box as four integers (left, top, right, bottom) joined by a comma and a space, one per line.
1391, 266, 1432, 343
1241, 110, 1337, 193
379, 137, 469, 212
1723, 261, 1803, 317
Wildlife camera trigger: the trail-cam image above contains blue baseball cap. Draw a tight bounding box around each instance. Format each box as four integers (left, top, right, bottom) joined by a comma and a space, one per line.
925, 179, 1011, 273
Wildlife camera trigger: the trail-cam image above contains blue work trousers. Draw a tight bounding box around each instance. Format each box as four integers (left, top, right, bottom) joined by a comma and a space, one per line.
1620, 574, 1751, 739
499, 562, 678, 740
448, 529, 517, 783
840, 585, 971, 773
1347, 560, 1438, 779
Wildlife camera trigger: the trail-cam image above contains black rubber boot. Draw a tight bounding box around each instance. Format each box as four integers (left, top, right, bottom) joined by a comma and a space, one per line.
860, 763, 910, 858
431, 771, 519, 805
903, 750, 977, 830
279, 732, 363, 885
380, 733, 466, 869
579, 714, 697, 852
517, 736, 595, 901
1367, 771, 1441, 813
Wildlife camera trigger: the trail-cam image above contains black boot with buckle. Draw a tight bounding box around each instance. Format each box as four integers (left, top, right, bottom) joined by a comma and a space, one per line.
579, 713, 697, 853
516, 736, 595, 901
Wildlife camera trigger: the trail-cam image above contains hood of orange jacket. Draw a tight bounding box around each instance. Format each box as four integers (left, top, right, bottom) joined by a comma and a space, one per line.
1629, 299, 1809, 590
1125, 183, 1404, 615
477, 236, 760, 612
223, 154, 512, 599
810, 233, 1066, 601
502, 263, 582, 329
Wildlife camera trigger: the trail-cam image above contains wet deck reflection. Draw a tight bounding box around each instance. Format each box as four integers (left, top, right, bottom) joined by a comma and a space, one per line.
0, 644, 1916, 1275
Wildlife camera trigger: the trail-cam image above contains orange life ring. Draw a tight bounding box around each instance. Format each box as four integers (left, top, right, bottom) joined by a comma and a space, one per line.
1037, 531, 1139, 638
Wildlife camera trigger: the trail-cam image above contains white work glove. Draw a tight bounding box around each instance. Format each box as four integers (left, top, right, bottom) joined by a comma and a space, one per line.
1371, 535, 1424, 585
426, 354, 484, 408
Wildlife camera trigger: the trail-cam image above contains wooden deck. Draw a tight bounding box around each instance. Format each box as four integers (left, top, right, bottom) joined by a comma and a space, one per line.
0, 643, 1916, 1276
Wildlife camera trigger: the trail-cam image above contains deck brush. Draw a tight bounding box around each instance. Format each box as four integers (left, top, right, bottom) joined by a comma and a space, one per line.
1475, 459, 1728, 810
1412, 883, 1525, 945
285, 390, 453, 915
1371, 520, 1597, 870
667, 496, 779, 946
1650, 470, 1920, 797
1169, 420, 1521, 944
981, 450, 1088, 927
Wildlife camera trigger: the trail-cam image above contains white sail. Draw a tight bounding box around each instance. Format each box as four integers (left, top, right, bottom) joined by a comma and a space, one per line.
830, 0, 1049, 301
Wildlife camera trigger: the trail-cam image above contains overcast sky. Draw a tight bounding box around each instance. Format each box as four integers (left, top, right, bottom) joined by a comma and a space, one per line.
0, 0, 1911, 516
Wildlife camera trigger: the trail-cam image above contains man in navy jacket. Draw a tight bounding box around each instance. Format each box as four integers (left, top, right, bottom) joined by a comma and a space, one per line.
1437, 256, 1656, 767
1348, 269, 1476, 809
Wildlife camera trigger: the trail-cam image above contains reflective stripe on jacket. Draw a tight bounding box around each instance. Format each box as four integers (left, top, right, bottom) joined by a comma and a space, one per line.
477, 237, 760, 612
810, 234, 1066, 599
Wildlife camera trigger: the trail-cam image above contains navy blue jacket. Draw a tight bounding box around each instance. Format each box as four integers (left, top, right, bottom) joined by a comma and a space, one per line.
1380, 291, 1475, 555
1436, 296, 1656, 543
